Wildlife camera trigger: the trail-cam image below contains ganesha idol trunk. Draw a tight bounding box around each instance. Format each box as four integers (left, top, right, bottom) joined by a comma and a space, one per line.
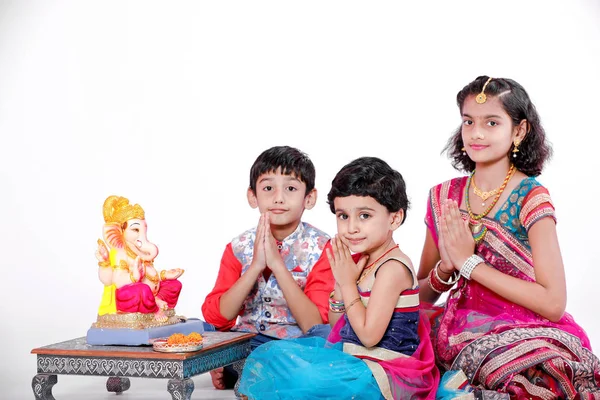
86, 195, 205, 346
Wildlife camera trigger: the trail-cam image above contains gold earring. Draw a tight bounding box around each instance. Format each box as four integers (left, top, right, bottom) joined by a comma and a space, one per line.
512, 141, 520, 158
461, 147, 466, 156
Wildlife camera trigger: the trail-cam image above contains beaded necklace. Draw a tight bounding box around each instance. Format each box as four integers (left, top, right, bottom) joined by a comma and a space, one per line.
465, 164, 515, 243
356, 244, 399, 286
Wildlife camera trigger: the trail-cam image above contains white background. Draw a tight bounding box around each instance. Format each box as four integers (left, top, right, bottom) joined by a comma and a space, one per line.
1, 1, 599, 398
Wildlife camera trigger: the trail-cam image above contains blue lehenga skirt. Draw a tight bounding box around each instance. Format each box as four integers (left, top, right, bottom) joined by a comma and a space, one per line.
238, 337, 384, 400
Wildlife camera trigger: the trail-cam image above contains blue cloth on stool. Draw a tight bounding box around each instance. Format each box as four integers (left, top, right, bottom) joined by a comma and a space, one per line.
86, 318, 208, 346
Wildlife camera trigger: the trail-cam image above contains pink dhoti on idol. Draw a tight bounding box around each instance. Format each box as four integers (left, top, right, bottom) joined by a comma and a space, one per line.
115, 283, 158, 313
155, 279, 182, 309
114, 280, 183, 313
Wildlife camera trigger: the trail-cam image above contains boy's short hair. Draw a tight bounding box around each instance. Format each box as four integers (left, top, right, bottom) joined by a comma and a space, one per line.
327, 157, 409, 224
249, 146, 316, 195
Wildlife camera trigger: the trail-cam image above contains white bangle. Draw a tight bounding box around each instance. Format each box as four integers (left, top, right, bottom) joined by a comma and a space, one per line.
460, 255, 484, 280
434, 260, 460, 285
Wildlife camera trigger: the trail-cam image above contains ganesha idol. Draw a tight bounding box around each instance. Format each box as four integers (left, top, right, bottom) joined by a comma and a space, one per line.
91, 195, 184, 331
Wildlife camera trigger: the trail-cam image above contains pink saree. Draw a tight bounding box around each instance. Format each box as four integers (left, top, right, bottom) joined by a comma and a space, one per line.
425, 177, 600, 399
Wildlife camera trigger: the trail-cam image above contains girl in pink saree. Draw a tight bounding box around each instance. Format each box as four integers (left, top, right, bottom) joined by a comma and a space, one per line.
419, 76, 600, 399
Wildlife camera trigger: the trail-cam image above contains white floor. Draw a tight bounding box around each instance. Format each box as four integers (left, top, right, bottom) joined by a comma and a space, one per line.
28, 373, 237, 400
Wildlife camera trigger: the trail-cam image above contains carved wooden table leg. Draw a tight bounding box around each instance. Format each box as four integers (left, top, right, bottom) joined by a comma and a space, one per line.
167, 378, 194, 400
32, 374, 57, 400
232, 358, 247, 399
106, 376, 130, 394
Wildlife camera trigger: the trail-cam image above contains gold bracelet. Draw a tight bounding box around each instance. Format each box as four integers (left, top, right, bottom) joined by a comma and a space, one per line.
129, 271, 137, 283
345, 297, 362, 313
160, 270, 167, 281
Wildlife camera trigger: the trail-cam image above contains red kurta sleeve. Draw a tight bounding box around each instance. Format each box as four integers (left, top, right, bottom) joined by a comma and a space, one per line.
201, 243, 243, 331
303, 240, 335, 324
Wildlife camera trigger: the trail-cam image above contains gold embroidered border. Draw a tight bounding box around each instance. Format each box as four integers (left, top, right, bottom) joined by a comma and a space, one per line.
443, 369, 470, 390
486, 350, 556, 388
440, 180, 452, 204
449, 330, 485, 346
542, 359, 577, 399
523, 208, 556, 232
428, 187, 441, 236
511, 374, 556, 400
467, 211, 533, 263
363, 359, 393, 400
343, 342, 408, 361
479, 339, 571, 381
395, 293, 419, 308
519, 193, 553, 223
484, 233, 535, 280
431, 180, 452, 237
360, 293, 419, 308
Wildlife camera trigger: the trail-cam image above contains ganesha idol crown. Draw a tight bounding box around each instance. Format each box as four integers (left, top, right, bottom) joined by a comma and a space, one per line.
92, 195, 185, 330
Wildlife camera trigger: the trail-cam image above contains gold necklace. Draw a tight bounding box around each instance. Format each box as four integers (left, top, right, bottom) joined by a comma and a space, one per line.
465, 164, 516, 243
356, 245, 399, 286
472, 177, 501, 205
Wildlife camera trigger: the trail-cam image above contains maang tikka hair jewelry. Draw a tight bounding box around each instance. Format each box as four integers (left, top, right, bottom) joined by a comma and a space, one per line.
475, 77, 493, 104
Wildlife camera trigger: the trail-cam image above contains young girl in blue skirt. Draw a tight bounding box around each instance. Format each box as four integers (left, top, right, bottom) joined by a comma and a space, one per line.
238, 157, 438, 399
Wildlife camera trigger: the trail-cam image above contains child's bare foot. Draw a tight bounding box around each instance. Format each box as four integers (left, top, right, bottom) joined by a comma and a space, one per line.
209, 368, 226, 390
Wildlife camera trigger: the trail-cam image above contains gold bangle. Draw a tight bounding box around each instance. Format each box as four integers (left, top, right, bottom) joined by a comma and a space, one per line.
345, 297, 362, 313
434, 260, 460, 285
160, 270, 167, 281
437, 260, 453, 275
129, 271, 137, 283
